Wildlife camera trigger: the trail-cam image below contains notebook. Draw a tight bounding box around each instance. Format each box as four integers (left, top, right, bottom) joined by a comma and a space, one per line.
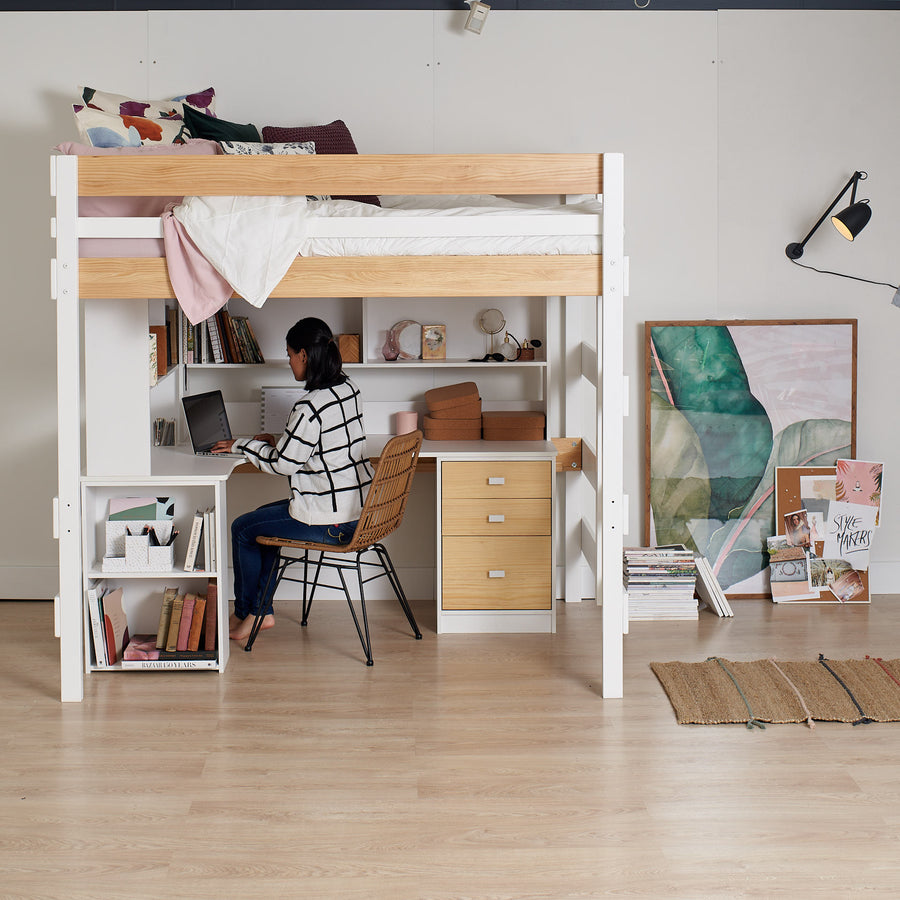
181, 390, 246, 458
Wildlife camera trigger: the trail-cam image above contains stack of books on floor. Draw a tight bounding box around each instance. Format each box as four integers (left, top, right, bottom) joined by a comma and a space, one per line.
623, 546, 699, 621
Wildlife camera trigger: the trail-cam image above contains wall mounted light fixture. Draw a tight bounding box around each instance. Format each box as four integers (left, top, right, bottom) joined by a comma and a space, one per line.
464, 1, 490, 34
785, 170, 870, 260
785, 169, 899, 301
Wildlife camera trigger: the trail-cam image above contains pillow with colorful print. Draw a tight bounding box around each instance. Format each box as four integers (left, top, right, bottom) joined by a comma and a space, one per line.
73, 85, 216, 148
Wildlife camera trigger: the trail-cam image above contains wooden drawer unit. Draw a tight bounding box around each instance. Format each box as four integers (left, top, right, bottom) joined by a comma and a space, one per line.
440, 459, 552, 611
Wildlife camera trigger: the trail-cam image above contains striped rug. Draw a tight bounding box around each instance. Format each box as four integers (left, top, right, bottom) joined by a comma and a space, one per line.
650, 655, 900, 729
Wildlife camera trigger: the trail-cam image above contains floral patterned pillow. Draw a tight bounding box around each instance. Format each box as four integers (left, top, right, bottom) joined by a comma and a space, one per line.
218, 140, 327, 200
218, 140, 315, 156
73, 85, 216, 148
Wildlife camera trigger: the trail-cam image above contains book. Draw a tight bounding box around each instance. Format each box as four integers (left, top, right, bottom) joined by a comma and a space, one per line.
206, 314, 225, 363
187, 594, 207, 651
149, 325, 168, 378
155, 586, 178, 649
121, 656, 219, 670
694, 555, 734, 617
86, 586, 107, 667
183, 510, 204, 572
204, 580, 218, 652
101, 587, 129, 665
165, 594, 184, 652
123, 633, 160, 661
176, 593, 197, 651
202, 508, 213, 576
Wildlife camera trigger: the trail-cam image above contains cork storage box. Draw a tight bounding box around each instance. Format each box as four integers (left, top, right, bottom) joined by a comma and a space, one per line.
423, 415, 482, 441
425, 381, 480, 414
481, 411, 546, 441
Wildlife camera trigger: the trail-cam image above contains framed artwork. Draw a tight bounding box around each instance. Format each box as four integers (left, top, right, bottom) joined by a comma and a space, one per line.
422, 324, 447, 360
645, 319, 857, 598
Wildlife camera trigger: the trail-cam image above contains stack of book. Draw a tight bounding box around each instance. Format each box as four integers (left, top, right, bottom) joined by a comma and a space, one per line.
623, 546, 699, 621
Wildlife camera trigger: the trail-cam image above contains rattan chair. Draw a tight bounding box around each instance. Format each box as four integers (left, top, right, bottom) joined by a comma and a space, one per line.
244, 430, 424, 664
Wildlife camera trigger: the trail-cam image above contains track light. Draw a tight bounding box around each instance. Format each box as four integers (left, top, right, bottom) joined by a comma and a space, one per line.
464, 1, 490, 34
785, 170, 870, 260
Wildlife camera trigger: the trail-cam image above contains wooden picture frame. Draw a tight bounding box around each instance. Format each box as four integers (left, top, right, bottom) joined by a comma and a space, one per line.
422, 324, 447, 360
645, 319, 857, 598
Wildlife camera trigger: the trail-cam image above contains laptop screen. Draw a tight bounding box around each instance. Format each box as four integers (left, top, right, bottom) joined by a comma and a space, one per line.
182, 390, 233, 453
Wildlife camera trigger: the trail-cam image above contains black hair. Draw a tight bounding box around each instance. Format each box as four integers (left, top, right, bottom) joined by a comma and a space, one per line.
285, 317, 347, 391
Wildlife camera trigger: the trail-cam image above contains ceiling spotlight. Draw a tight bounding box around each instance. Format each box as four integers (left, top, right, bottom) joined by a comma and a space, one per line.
464, 1, 490, 35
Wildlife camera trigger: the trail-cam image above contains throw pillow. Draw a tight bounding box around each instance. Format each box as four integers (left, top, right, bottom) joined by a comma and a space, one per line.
260, 119, 380, 206
183, 104, 261, 143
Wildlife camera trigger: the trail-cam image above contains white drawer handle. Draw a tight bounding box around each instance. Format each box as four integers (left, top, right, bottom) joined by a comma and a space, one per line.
488, 477, 505, 485
488, 570, 506, 578
488, 514, 505, 523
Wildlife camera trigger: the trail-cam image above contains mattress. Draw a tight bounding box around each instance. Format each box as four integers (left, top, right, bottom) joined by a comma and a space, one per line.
79, 194, 602, 259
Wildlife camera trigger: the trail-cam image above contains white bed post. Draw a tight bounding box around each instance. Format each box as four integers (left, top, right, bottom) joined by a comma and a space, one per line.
600, 153, 625, 700
52, 155, 84, 702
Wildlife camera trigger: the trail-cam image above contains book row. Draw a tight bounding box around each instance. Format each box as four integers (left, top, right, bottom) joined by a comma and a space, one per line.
86, 581, 219, 670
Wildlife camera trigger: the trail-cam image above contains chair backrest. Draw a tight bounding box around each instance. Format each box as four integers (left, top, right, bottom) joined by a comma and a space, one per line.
347, 429, 423, 551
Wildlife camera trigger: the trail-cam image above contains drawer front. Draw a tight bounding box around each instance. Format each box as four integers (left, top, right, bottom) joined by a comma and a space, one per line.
441, 460, 551, 500
442, 498, 551, 536
441, 536, 551, 610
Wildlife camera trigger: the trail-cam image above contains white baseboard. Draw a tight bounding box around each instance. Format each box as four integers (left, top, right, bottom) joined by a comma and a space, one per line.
11, 561, 898, 605
0, 567, 59, 600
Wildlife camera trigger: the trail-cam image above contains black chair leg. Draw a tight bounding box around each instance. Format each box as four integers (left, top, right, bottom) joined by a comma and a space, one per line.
339, 554, 374, 666
374, 543, 422, 640
245, 550, 283, 652
301, 550, 325, 627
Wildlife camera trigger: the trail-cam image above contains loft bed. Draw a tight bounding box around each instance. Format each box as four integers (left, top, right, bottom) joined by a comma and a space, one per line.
51, 151, 626, 702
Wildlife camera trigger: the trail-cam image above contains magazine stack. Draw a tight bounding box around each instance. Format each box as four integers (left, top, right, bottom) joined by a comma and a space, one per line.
623, 546, 699, 621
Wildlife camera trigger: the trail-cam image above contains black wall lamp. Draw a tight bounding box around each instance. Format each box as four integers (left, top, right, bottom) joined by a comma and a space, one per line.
785, 169, 899, 300
785, 170, 870, 260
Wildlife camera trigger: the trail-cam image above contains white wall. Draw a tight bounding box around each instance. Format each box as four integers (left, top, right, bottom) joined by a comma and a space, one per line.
3, 8, 899, 598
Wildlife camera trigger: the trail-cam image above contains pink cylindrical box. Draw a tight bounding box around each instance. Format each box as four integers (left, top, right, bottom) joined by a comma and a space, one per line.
395, 411, 419, 434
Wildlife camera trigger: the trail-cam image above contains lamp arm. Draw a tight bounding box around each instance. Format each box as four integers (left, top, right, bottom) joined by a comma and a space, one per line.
785, 171, 866, 260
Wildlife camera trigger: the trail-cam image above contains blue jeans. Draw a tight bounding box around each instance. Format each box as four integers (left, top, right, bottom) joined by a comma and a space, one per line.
231, 499, 357, 619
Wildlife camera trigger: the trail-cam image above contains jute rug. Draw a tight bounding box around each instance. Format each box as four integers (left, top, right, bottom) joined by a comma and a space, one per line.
650, 655, 900, 729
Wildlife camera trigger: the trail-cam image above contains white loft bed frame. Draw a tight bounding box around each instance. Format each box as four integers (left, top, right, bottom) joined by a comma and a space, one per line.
51, 152, 627, 703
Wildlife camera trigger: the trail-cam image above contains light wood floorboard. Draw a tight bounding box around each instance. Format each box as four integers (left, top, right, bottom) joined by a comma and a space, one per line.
3, 596, 900, 898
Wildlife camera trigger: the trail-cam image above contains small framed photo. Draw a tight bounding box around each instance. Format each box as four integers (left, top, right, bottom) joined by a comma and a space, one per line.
422, 324, 446, 360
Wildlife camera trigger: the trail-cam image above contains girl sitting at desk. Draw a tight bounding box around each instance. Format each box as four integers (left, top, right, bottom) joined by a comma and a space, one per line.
211, 316, 373, 642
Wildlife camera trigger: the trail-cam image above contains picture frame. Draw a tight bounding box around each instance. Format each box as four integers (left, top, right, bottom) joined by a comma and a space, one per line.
645, 319, 857, 598
422, 324, 447, 360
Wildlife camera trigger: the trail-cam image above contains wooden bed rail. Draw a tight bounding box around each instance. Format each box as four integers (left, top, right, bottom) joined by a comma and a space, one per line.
75, 153, 604, 197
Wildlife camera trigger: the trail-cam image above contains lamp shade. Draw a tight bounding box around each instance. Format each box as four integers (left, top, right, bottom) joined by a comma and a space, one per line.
832, 200, 871, 241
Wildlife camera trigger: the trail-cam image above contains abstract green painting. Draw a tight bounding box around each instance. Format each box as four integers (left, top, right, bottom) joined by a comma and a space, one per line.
645, 320, 856, 597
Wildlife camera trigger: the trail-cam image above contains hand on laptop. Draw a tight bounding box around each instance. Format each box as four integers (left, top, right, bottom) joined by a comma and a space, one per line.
210, 439, 237, 454
253, 433, 276, 446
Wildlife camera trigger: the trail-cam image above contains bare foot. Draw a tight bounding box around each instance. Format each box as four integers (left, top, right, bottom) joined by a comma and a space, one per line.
229, 613, 274, 641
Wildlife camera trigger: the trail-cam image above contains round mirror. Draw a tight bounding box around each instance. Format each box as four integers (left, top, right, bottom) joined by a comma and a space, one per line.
478, 308, 506, 356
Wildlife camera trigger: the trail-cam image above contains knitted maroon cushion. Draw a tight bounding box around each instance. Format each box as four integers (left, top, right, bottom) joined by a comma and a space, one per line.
261, 119, 380, 206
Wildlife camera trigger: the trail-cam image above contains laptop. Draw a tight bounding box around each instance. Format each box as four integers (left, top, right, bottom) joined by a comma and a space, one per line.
181, 390, 246, 458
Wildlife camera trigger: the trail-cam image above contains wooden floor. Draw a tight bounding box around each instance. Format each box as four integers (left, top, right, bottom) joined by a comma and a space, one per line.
4, 596, 900, 899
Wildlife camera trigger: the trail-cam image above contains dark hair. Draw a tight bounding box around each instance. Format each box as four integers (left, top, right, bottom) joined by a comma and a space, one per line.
285, 317, 347, 391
